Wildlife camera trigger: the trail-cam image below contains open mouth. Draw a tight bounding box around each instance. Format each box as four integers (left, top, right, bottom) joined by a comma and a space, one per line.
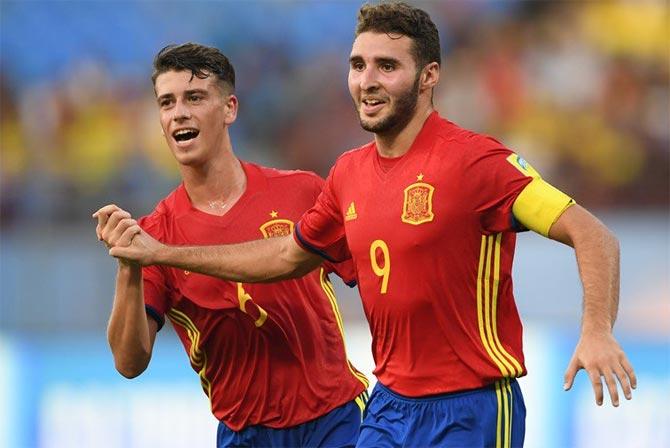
172, 128, 200, 143
362, 98, 385, 107
361, 98, 386, 115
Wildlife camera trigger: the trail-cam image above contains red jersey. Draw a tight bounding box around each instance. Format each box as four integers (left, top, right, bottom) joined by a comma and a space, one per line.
139, 161, 367, 431
296, 112, 534, 397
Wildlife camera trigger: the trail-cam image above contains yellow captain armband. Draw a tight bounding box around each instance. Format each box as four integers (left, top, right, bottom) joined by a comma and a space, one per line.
512, 178, 575, 237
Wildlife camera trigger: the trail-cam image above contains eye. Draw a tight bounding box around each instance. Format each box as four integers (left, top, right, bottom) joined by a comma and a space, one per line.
351, 61, 365, 72
188, 94, 203, 103
158, 98, 173, 108
380, 63, 395, 72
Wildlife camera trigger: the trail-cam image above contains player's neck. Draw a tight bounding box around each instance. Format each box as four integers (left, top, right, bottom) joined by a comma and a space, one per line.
374, 105, 434, 159
181, 148, 247, 216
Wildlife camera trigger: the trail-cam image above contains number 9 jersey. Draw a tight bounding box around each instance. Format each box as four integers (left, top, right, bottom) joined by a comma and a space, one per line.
295, 112, 574, 397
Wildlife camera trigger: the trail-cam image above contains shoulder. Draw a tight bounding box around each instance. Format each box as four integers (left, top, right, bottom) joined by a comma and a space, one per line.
330, 141, 375, 175
249, 162, 326, 192
138, 187, 181, 237
336, 141, 375, 164
439, 119, 513, 162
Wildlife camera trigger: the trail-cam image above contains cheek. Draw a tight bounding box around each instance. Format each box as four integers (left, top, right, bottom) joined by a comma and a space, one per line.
159, 114, 170, 134
347, 72, 358, 95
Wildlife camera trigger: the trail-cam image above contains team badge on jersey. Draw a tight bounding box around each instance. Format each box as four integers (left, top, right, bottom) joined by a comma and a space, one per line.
401, 173, 435, 225
259, 211, 294, 238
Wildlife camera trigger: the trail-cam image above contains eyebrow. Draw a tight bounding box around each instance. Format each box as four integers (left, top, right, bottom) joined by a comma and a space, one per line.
156, 88, 209, 102
349, 55, 401, 65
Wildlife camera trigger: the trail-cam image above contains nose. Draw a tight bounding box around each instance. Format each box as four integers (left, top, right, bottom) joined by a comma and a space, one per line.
172, 99, 192, 122
359, 66, 380, 92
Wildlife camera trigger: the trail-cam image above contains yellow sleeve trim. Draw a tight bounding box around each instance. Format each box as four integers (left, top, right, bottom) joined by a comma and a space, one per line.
513, 178, 575, 237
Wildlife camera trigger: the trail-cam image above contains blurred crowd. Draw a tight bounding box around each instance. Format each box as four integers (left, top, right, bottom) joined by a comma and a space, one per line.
1, 1, 668, 227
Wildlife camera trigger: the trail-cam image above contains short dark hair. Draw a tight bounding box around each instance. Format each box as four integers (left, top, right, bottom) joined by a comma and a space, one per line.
355, 2, 441, 69
151, 42, 235, 93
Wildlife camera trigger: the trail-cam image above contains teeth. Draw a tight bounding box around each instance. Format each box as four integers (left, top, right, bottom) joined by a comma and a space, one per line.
173, 128, 199, 142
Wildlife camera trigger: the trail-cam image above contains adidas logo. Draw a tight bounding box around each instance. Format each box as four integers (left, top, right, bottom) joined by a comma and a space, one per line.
345, 202, 357, 221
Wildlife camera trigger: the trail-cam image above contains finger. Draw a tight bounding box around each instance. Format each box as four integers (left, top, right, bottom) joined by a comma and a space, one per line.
602, 370, 620, 407
107, 218, 136, 246
116, 224, 141, 247
95, 212, 111, 240
96, 206, 125, 240
101, 210, 131, 242
563, 358, 580, 391
92, 203, 121, 219
621, 356, 637, 390
109, 246, 135, 262
613, 365, 632, 401
587, 369, 604, 406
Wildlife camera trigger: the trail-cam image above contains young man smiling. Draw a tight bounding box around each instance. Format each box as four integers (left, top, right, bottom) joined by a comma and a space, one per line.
94, 43, 368, 448
103, 3, 636, 447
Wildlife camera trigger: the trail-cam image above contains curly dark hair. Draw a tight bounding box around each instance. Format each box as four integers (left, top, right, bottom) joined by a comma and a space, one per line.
151, 42, 235, 93
355, 2, 441, 69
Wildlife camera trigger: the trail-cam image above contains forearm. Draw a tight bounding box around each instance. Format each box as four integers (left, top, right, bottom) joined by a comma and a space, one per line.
153, 235, 321, 283
553, 207, 635, 406
573, 224, 620, 333
549, 205, 620, 333
107, 263, 153, 377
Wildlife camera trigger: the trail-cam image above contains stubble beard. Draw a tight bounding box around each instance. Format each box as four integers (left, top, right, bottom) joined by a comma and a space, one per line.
358, 75, 421, 135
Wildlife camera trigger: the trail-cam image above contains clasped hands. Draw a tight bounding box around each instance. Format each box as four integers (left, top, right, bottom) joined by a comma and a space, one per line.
92, 204, 162, 266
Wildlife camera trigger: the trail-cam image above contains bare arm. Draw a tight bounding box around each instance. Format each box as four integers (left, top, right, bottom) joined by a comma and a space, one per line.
107, 263, 157, 378
548, 204, 636, 406
94, 205, 156, 378
109, 229, 324, 283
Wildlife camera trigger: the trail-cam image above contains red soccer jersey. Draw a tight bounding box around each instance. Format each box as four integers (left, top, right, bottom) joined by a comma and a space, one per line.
139, 161, 367, 431
296, 112, 534, 397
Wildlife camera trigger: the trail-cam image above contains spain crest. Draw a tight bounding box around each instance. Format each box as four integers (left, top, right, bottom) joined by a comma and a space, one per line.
259, 211, 294, 238
401, 174, 435, 225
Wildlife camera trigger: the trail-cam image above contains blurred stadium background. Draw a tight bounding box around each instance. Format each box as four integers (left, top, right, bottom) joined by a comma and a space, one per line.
0, 1, 668, 447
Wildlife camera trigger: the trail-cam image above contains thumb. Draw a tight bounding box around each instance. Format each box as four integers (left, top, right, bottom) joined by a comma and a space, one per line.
109, 246, 128, 259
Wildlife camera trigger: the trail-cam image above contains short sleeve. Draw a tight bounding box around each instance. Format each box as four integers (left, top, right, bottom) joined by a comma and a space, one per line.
512, 177, 575, 237
323, 259, 357, 287
471, 142, 574, 235
468, 140, 536, 233
294, 164, 352, 263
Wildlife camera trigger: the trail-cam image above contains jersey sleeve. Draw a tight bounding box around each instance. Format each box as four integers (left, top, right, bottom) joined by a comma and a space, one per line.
323, 260, 357, 287
299, 171, 357, 286
512, 175, 575, 237
294, 163, 352, 263
469, 139, 574, 235
138, 214, 171, 331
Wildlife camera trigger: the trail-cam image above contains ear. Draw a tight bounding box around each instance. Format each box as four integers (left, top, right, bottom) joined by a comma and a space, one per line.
223, 94, 238, 125
420, 62, 440, 93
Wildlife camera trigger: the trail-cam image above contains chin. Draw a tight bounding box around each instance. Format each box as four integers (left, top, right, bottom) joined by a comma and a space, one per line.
171, 149, 202, 166
360, 115, 392, 133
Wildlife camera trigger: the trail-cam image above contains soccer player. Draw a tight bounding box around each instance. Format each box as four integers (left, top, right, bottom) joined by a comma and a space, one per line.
93, 43, 369, 448
105, 4, 637, 447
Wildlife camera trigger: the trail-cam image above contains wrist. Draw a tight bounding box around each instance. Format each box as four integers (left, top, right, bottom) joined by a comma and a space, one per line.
581, 319, 613, 336
152, 243, 172, 266
117, 261, 141, 277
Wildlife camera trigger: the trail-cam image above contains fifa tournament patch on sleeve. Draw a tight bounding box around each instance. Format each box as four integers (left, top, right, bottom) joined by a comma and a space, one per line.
505, 153, 540, 179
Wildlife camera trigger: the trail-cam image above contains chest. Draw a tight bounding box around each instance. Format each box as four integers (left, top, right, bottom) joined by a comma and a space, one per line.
339, 152, 477, 258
